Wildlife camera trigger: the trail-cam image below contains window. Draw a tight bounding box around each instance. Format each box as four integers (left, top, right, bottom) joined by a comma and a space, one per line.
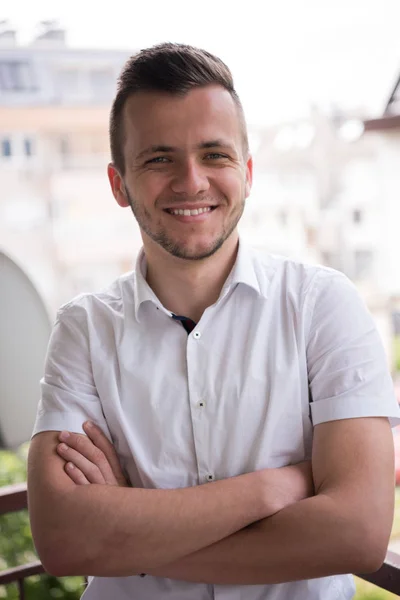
90, 69, 114, 99
305, 225, 317, 247
60, 136, 70, 156
278, 210, 287, 226
59, 136, 70, 168
0, 61, 35, 91
59, 69, 79, 90
321, 252, 331, 267
354, 250, 373, 280
1, 137, 36, 159
24, 138, 33, 157
393, 312, 400, 336
57, 69, 81, 101
1, 138, 12, 157
322, 251, 342, 272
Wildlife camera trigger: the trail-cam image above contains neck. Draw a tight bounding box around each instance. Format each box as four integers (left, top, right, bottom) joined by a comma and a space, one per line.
144, 234, 239, 323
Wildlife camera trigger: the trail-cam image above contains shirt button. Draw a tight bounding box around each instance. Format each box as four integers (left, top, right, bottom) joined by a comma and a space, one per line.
193, 331, 201, 339
207, 474, 214, 482
198, 400, 206, 408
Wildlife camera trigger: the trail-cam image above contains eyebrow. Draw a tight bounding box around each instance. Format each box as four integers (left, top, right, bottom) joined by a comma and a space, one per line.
135, 140, 236, 160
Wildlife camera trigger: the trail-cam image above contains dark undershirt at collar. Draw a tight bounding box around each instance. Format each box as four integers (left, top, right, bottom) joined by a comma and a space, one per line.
171, 314, 197, 335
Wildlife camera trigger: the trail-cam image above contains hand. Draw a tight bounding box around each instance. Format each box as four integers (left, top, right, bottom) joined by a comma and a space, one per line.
56, 421, 129, 487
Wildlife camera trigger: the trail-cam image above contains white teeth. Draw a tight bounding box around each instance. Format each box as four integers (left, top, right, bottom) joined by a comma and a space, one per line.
169, 207, 212, 216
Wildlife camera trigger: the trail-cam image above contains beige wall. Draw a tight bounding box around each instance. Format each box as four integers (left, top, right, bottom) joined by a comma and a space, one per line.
0, 106, 110, 131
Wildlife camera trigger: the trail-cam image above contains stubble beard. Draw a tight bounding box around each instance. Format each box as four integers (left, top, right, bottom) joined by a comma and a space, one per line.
124, 186, 245, 261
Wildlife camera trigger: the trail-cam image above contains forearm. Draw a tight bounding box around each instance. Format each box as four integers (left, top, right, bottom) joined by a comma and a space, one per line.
29, 430, 313, 579
149, 492, 387, 584
32, 470, 268, 577
149, 418, 396, 586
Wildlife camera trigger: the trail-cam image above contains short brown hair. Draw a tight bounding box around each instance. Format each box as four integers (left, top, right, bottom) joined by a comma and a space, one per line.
110, 42, 248, 175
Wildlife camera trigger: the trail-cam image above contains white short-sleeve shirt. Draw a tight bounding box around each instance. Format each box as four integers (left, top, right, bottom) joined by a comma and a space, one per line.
33, 241, 400, 600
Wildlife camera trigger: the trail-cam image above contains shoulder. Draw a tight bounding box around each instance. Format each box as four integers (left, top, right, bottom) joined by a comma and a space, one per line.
249, 246, 350, 300
56, 270, 136, 323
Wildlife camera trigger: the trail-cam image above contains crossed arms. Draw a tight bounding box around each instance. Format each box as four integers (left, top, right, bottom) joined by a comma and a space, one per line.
28, 416, 395, 584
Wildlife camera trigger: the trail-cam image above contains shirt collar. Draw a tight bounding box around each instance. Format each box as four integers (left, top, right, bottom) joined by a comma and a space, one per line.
132, 238, 268, 322
222, 237, 266, 298
133, 249, 171, 322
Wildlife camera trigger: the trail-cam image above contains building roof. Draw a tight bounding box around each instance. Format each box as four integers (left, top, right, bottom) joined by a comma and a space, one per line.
0, 26, 133, 107
364, 72, 400, 131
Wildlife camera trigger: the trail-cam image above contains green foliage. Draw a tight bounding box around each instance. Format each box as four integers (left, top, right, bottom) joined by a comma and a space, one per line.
394, 336, 400, 373
354, 577, 398, 600
390, 487, 400, 539
0, 444, 85, 599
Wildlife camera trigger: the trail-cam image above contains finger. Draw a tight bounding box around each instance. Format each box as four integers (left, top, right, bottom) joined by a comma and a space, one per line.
82, 422, 128, 486
57, 441, 108, 484
65, 462, 90, 485
58, 431, 119, 485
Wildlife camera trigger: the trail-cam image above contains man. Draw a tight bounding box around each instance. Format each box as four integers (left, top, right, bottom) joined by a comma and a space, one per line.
28, 43, 400, 600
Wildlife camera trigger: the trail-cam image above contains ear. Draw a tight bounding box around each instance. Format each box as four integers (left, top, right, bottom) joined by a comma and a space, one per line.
244, 154, 253, 199
107, 163, 130, 208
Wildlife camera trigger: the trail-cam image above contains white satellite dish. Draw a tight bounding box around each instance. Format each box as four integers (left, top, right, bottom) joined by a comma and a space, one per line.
0, 252, 52, 449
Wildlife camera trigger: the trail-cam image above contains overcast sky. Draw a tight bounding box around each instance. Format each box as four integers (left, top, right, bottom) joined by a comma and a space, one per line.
3, 0, 400, 125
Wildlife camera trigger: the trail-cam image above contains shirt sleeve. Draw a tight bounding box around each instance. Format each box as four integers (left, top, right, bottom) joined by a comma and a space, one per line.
32, 301, 112, 440
306, 269, 400, 427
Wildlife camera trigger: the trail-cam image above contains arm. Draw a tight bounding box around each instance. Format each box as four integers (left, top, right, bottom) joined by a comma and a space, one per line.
28, 429, 312, 577
148, 416, 395, 584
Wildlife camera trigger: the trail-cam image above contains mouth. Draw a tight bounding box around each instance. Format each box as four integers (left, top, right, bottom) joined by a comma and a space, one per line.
164, 206, 217, 217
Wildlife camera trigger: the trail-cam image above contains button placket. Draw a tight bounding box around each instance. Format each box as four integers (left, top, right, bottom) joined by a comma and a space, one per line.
187, 329, 214, 486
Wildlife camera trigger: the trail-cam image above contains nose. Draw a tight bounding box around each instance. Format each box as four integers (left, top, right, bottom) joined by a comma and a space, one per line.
170, 159, 210, 196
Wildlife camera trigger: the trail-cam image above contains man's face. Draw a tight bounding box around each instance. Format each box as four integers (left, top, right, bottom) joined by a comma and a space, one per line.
109, 85, 252, 261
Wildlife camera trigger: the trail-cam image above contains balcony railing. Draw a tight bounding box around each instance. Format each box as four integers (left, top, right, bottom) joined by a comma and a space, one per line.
2, 482, 400, 597
0, 483, 45, 599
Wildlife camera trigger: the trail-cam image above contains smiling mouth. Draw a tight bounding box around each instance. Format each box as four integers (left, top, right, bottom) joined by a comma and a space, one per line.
164, 206, 217, 216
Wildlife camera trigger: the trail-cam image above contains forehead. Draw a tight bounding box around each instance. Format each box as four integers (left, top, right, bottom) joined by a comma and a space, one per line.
123, 85, 243, 154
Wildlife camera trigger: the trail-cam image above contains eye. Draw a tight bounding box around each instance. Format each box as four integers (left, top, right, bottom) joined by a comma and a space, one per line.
205, 153, 227, 160
146, 156, 170, 164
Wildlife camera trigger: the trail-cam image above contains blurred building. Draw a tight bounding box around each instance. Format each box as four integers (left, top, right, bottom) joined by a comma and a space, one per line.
0, 22, 140, 447
363, 73, 400, 400
0, 21, 139, 315
240, 83, 400, 364
242, 110, 388, 286
363, 74, 400, 298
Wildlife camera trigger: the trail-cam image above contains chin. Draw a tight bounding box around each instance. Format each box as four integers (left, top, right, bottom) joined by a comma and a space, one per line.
166, 236, 225, 261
